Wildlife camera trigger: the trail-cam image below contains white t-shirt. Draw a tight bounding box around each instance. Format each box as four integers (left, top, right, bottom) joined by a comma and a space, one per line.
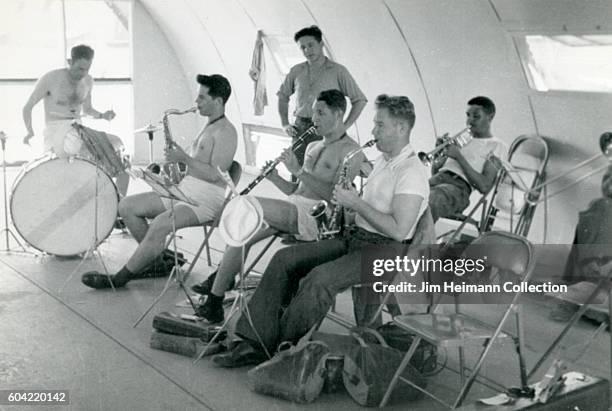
355, 144, 430, 240
441, 136, 507, 181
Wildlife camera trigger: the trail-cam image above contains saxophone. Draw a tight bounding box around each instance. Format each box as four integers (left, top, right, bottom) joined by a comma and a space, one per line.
310, 139, 377, 240
147, 107, 197, 184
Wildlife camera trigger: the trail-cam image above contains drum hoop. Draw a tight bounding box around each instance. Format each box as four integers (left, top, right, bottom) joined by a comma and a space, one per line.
10, 156, 119, 256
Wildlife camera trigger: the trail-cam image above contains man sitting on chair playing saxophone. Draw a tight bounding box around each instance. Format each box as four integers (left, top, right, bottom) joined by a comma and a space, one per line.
192, 89, 365, 323
81, 74, 238, 289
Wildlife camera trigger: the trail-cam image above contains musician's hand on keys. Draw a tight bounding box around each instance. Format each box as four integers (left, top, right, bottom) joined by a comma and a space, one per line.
435, 133, 449, 147
283, 124, 298, 138
280, 148, 301, 175
100, 110, 116, 121
262, 160, 279, 179
164, 143, 187, 162
445, 144, 462, 160
334, 184, 360, 209
23, 132, 34, 146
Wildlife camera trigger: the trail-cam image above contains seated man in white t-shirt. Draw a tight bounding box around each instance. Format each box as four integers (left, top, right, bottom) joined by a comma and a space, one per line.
428, 96, 506, 221
212, 94, 430, 367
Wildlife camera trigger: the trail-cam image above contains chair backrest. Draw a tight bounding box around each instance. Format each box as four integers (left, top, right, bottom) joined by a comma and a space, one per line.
494, 135, 549, 215
228, 160, 242, 186
461, 231, 535, 281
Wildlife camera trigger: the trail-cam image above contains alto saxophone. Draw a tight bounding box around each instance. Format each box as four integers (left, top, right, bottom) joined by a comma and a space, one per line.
147, 107, 197, 184
310, 139, 377, 240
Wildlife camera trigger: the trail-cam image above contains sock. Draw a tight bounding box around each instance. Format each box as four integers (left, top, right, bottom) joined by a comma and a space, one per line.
114, 266, 134, 283
207, 292, 224, 307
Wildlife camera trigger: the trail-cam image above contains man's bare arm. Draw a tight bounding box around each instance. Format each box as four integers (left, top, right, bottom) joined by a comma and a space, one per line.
22, 77, 48, 141
343, 100, 367, 131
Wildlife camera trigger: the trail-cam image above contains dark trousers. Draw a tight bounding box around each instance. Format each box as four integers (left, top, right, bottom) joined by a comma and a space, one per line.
235, 228, 407, 353
428, 171, 471, 221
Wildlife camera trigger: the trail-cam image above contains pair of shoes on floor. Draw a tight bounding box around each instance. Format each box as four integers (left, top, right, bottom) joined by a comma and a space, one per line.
212, 341, 267, 368
195, 296, 225, 324
81, 272, 129, 289
549, 301, 579, 322
191, 271, 236, 295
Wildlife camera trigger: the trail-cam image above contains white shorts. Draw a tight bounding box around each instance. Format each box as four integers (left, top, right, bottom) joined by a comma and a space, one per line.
43, 120, 82, 157
161, 175, 226, 224
287, 194, 320, 241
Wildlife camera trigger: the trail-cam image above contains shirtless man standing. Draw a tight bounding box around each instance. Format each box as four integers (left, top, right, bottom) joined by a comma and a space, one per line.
193, 89, 366, 323
22, 44, 129, 196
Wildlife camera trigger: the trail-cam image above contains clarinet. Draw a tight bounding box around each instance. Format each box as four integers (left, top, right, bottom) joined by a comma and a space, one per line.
240, 126, 317, 195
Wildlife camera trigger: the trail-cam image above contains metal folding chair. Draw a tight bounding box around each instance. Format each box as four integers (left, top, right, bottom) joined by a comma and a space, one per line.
439, 135, 549, 247
379, 231, 535, 408
182, 161, 242, 275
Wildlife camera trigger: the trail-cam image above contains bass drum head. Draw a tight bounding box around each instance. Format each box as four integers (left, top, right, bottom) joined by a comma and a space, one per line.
10, 157, 118, 256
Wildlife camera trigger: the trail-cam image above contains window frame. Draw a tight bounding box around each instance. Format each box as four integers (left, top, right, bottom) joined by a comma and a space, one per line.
512, 30, 612, 95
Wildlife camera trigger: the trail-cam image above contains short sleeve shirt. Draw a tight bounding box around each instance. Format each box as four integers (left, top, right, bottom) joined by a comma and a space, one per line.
441, 136, 507, 181
277, 57, 366, 118
355, 144, 430, 240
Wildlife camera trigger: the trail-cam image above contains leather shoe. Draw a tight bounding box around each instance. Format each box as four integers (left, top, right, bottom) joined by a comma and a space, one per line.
82, 272, 129, 289
212, 341, 266, 368
195, 297, 224, 323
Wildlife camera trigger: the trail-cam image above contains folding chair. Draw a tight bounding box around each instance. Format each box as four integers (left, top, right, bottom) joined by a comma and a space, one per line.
439, 135, 549, 247
379, 231, 535, 408
485, 135, 549, 237
182, 161, 242, 276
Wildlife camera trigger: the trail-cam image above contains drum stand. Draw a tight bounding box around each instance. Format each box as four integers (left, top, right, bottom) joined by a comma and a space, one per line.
194, 244, 272, 364
0, 132, 28, 253
58, 140, 113, 292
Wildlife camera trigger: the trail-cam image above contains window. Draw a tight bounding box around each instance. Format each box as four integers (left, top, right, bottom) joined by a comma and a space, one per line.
0, 0, 132, 164
242, 124, 292, 179
516, 34, 612, 93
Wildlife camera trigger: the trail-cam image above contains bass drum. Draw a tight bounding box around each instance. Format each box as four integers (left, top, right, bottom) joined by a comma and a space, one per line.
11, 156, 119, 256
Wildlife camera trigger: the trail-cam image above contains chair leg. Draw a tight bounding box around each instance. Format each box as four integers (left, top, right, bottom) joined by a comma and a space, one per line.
515, 307, 529, 389
453, 302, 518, 408
379, 336, 422, 407
182, 227, 214, 282
203, 226, 213, 267
458, 346, 466, 386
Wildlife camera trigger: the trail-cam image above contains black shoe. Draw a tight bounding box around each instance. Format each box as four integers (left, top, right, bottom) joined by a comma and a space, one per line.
212, 341, 266, 368
82, 271, 129, 289
191, 271, 236, 295
162, 249, 187, 267
129, 257, 173, 279
195, 296, 225, 323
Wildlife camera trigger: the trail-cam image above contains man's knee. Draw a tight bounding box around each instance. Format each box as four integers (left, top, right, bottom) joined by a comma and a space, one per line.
118, 196, 136, 218
145, 216, 172, 242
298, 268, 336, 305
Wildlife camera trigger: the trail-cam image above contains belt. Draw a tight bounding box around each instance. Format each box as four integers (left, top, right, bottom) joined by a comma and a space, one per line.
442, 170, 471, 192
346, 226, 413, 245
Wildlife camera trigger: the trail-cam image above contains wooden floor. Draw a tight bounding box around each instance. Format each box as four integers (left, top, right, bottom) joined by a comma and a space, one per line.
0, 165, 610, 411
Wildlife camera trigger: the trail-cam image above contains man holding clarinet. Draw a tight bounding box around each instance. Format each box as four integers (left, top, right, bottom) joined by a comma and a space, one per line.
192, 89, 365, 324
